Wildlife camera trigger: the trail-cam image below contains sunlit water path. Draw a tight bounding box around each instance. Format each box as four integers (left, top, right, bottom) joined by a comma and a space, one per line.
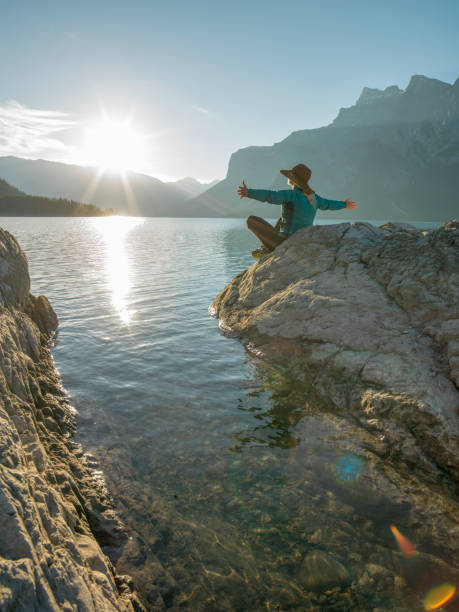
3, 217, 456, 612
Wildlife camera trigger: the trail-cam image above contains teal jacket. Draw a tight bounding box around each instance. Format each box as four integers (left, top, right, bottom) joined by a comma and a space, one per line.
247, 185, 347, 237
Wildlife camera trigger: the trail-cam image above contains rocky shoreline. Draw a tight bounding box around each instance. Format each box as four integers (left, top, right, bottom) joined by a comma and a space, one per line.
211, 220, 459, 483
210, 220, 459, 601
0, 227, 145, 611
2, 218, 458, 611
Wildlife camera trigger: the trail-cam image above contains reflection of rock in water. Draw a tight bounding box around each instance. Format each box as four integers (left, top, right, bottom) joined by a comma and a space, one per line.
72, 381, 459, 609
75, 340, 459, 610
76, 388, 459, 611
231, 356, 325, 451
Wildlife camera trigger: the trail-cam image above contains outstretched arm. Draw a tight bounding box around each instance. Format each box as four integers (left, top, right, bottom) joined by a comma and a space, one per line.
237, 180, 295, 205
315, 194, 358, 211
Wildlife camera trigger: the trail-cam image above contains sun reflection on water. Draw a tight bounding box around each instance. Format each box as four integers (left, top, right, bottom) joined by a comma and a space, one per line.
92, 216, 144, 325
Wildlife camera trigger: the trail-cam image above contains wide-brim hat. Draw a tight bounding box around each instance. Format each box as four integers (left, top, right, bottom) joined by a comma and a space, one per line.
280, 163, 314, 194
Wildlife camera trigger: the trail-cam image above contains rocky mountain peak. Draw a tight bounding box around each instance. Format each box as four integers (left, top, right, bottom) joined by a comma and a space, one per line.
356, 84, 402, 105
332, 74, 459, 127
405, 73, 451, 94
166, 175, 219, 198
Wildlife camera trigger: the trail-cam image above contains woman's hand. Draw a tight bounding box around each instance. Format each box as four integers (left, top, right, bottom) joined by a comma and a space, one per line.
345, 197, 357, 210
237, 180, 248, 198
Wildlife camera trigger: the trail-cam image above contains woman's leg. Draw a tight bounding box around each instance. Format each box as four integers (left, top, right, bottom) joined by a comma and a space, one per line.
246, 216, 286, 251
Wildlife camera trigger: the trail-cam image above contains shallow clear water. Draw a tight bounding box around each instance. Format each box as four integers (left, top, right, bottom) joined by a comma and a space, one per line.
2, 217, 456, 612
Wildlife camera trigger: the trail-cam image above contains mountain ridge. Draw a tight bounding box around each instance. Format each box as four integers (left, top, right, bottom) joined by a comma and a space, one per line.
191, 74, 459, 222
0, 156, 218, 216
0, 176, 114, 216
0, 156, 189, 216
331, 73, 459, 127
0, 74, 457, 221
0, 176, 24, 197
165, 176, 220, 198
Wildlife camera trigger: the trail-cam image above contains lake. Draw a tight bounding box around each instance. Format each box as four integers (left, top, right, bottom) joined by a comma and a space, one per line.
2, 216, 453, 612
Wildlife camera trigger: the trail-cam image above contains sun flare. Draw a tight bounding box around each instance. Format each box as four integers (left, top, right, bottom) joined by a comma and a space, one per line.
83, 117, 147, 172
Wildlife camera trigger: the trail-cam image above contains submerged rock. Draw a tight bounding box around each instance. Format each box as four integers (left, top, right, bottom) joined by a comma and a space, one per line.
0, 228, 145, 611
210, 220, 459, 483
300, 550, 350, 591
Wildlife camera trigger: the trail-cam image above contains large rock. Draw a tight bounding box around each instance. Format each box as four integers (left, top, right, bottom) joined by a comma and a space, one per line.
0, 227, 145, 611
210, 220, 459, 483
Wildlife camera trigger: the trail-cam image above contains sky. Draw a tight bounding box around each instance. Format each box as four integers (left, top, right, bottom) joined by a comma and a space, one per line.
1, 0, 458, 182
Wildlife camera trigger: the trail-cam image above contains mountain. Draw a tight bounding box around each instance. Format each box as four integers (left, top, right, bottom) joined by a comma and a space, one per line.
191, 74, 459, 222
332, 74, 459, 127
0, 177, 24, 197
165, 176, 220, 198
0, 178, 114, 216
1, 75, 458, 221
0, 157, 194, 216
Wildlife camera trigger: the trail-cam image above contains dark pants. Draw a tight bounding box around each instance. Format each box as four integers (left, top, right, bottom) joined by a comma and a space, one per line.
246, 215, 287, 251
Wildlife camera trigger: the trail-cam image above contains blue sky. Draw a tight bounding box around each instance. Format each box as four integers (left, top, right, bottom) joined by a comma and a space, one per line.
1, 0, 458, 181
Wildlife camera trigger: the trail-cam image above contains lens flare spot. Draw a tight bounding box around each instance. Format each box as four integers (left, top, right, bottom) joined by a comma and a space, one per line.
423, 583, 456, 610
334, 454, 364, 482
389, 525, 417, 558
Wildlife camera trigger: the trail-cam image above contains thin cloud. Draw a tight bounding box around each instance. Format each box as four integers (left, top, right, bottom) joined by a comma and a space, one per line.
192, 105, 211, 115
0, 100, 77, 160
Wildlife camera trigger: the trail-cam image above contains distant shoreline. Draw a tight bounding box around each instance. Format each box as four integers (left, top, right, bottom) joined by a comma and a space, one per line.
0, 215, 445, 228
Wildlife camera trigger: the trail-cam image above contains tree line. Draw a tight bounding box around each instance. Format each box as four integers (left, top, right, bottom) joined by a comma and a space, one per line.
0, 178, 117, 216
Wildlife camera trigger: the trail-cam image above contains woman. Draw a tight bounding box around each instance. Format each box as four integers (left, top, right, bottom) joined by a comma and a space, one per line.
237, 163, 357, 258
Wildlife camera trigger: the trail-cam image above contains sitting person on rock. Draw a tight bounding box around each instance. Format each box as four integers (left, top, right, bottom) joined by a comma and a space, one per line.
237, 163, 357, 258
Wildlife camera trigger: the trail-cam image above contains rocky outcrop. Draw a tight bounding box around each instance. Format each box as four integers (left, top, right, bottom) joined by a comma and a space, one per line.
211, 220, 459, 484
0, 228, 145, 611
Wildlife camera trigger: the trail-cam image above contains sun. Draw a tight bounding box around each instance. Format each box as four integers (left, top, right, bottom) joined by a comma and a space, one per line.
82, 117, 147, 172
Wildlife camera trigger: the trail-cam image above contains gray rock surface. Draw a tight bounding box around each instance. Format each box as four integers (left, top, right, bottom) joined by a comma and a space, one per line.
0, 228, 146, 611
210, 220, 459, 483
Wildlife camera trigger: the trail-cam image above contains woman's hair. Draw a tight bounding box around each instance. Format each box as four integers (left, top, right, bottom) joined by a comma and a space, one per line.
287, 177, 315, 195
